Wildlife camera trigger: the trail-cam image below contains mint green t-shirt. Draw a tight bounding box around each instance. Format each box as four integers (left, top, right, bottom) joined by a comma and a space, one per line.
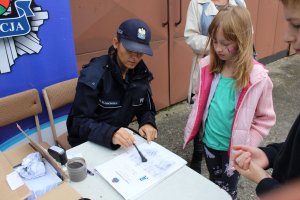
203, 75, 236, 151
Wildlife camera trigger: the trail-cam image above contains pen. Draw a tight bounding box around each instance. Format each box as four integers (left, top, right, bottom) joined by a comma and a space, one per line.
87, 169, 94, 176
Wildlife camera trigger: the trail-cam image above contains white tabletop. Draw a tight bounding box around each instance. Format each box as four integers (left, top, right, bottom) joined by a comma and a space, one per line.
67, 136, 231, 200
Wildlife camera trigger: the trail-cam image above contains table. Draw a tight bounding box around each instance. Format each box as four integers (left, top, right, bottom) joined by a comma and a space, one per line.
67, 136, 231, 200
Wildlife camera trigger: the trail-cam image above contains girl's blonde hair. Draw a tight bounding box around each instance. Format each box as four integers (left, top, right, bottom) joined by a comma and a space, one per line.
207, 6, 253, 90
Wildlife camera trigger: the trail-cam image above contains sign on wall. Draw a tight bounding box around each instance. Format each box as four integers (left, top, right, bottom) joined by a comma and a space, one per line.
0, 0, 77, 150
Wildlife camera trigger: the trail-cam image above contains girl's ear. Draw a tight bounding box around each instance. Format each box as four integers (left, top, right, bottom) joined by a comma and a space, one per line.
112, 37, 119, 49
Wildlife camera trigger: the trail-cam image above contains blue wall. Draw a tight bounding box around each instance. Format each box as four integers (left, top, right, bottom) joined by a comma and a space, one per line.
0, 0, 77, 149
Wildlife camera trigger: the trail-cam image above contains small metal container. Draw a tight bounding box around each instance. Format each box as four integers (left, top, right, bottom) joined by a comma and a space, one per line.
67, 157, 87, 182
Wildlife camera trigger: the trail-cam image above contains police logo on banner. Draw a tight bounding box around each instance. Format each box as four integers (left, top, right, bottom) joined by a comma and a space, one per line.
0, 0, 48, 74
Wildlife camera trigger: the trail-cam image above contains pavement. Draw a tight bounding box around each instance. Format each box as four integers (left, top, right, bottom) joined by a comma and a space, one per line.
129, 54, 300, 200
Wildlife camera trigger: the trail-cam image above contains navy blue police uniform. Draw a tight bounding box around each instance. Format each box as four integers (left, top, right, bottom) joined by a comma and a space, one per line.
67, 54, 156, 149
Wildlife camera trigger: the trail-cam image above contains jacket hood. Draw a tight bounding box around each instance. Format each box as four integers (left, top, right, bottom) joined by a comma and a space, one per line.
250, 60, 269, 84
199, 56, 269, 85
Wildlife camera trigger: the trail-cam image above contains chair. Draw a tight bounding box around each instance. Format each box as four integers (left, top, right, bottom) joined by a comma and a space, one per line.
42, 78, 78, 150
0, 89, 49, 149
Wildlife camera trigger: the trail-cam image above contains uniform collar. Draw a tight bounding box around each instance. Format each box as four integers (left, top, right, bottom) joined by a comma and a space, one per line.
249, 60, 268, 84
108, 54, 153, 82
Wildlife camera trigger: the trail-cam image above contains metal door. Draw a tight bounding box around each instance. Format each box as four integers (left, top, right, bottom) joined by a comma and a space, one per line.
169, 0, 193, 104
71, 0, 170, 109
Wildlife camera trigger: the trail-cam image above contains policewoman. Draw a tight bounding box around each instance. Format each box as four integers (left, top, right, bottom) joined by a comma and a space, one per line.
67, 19, 157, 149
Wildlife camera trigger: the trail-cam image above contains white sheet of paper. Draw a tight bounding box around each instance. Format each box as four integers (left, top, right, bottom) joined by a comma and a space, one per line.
6, 171, 24, 190
95, 142, 187, 200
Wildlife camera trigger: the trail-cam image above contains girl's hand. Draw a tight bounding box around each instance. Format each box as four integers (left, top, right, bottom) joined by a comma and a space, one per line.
233, 145, 269, 169
234, 159, 271, 184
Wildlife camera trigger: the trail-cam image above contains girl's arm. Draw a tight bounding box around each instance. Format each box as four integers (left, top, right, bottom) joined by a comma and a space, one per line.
250, 76, 276, 146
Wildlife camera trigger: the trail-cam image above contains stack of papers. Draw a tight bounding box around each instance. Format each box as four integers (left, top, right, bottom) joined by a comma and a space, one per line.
95, 142, 187, 200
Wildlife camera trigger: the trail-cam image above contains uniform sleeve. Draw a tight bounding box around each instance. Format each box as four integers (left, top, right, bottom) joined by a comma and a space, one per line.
184, 0, 209, 55
136, 89, 157, 130
67, 80, 120, 150
249, 76, 276, 146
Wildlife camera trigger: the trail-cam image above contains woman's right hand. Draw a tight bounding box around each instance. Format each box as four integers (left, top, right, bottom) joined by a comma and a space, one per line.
112, 127, 135, 148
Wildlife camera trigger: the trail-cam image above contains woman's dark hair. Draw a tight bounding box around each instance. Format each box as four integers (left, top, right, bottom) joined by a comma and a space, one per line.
108, 45, 116, 57
108, 36, 121, 57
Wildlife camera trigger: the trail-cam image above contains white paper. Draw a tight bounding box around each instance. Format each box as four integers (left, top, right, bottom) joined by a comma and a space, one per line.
95, 142, 187, 200
6, 171, 24, 190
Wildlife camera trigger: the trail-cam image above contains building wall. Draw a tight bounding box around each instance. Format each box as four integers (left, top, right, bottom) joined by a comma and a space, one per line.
70, 0, 288, 110
246, 0, 288, 59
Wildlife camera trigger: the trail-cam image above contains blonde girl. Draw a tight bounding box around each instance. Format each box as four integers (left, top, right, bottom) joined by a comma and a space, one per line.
184, 6, 276, 199
233, 0, 300, 197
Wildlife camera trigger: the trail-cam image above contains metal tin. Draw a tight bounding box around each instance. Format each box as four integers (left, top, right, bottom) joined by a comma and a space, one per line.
67, 157, 87, 182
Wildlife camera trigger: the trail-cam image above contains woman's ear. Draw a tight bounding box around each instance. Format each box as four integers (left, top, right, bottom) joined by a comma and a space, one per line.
112, 37, 119, 49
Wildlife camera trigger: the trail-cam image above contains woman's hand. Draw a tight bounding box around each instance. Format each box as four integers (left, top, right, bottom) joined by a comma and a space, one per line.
139, 124, 157, 143
112, 127, 135, 148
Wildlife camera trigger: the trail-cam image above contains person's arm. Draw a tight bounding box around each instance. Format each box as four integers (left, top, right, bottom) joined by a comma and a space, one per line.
260, 142, 284, 168
256, 142, 284, 195
233, 147, 278, 196
234, 156, 280, 196
260, 180, 300, 200
249, 76, 276, 146
256, 178, 281, 196
233, 143, 284, 196
184, 0, 209, 55
136, 89, 157, 142
67, 80, 120, 150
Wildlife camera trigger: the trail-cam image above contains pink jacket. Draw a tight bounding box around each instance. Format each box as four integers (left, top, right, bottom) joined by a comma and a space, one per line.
184, 56, 276, 157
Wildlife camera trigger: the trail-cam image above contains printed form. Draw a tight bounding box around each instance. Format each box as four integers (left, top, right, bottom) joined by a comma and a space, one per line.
94, 141, 187, 200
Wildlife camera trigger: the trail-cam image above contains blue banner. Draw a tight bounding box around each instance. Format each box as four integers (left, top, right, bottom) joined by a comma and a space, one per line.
0, 0, 34, 38
0, 0, 77, 150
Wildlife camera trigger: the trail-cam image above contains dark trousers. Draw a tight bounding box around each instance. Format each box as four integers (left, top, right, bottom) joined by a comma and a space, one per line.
203, 144, 240, 200
189, 94, 203, 174
190, 132, 203, 174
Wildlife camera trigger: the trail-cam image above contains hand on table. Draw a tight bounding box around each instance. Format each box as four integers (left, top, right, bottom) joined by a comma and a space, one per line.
138, 124, 157, 143
112, 127, 135, 148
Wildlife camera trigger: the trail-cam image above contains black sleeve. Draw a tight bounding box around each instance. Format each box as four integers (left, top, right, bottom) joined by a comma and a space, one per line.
136, 89, 157, 130
260, 142, 284, 169
256, 178, 281, 196
67, 81, 120, 150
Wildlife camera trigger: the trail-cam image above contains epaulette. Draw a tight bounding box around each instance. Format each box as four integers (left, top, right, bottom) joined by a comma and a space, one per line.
78, 55, 109, 90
